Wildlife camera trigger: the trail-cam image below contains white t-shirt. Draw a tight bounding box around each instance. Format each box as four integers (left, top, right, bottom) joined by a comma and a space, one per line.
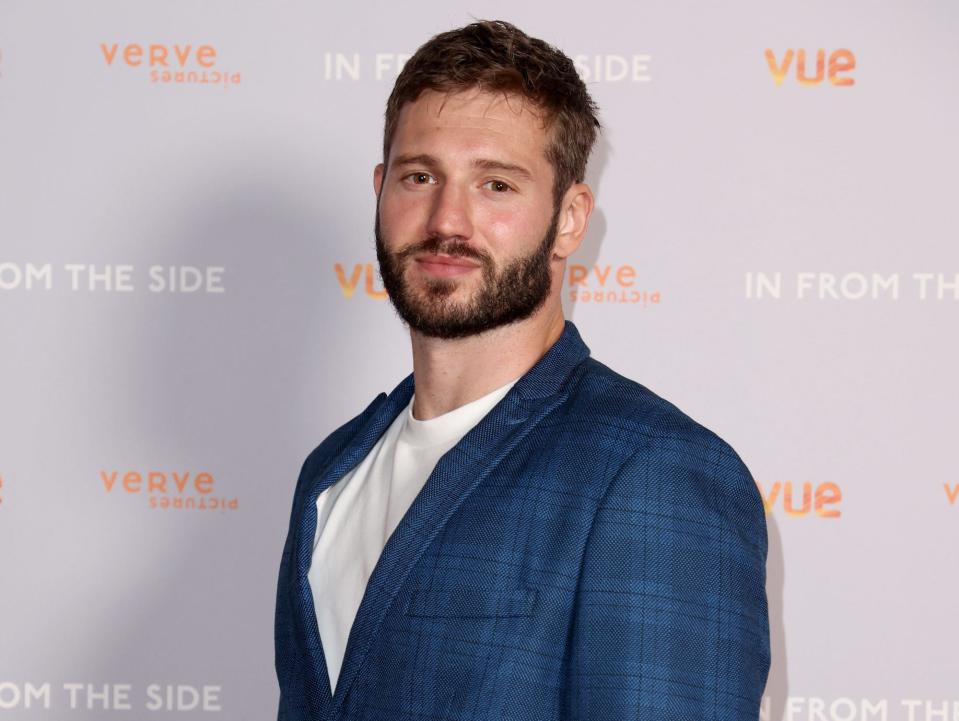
308, 378, 518, 694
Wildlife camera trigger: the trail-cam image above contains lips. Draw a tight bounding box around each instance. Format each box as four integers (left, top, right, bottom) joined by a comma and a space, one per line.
413, 254, 481, 277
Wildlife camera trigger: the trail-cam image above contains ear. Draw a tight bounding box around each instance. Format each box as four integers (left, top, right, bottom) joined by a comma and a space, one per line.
373, 163, 385, 197
552, 182, 594, 260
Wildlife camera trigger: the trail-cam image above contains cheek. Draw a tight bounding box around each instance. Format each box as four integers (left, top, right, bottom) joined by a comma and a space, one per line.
380, 191, 425, 236
480, 204, 548, 250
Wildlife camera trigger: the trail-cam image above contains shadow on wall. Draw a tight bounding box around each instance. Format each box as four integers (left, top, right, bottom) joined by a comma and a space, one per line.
766, 513, 788, 721
91, 148, 342, 717
562, 130, 611, 322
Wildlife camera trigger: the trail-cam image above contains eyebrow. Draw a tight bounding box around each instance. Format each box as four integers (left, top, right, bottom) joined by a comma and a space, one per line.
392, 153, 534, 181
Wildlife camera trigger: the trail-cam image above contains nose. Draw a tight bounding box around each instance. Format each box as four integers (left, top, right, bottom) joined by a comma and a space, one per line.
425, 180, 473, 242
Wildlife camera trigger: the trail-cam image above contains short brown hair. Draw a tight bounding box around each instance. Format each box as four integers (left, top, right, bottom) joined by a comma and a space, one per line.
383, 20, 601, 207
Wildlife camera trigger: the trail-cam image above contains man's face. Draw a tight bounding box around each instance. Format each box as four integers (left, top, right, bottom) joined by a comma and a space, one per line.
374, 88, 560, 339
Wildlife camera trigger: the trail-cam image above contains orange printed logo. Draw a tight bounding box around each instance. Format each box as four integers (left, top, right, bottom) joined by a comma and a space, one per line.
100, 42, 242, 87
567, 263, 660, 306
765, 49, 855, 87
335, 263, 388, 300
100, 469, 238, 511
756, 480, 842, 518
0, 474, 5, 506
945, 483, 959, 506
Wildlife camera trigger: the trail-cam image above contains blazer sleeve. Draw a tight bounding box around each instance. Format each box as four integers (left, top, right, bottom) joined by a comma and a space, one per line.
563, 437, 771, 721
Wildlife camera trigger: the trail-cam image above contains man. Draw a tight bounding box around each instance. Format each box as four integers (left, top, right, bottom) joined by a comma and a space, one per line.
275, 20, 770, 721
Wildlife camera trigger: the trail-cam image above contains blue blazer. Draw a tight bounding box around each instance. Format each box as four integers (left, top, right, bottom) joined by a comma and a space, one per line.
275, 321, 770, 720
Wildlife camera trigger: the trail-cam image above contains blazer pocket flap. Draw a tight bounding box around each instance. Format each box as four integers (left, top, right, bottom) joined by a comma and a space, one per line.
404, 586, 537, 619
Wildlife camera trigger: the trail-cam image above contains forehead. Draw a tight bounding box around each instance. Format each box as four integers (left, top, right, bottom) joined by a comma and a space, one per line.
390, 88, 551, 167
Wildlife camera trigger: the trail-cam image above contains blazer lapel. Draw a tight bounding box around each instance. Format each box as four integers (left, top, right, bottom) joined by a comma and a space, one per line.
290, 379, 414, 720
330, 321, 591, 717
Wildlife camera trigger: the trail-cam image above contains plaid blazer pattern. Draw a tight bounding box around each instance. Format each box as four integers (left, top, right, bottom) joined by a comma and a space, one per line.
275, 321, 770, 721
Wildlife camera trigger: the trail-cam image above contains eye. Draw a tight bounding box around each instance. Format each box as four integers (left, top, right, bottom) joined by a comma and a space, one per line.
483, 179, 514, 193
404, 172, 437, 185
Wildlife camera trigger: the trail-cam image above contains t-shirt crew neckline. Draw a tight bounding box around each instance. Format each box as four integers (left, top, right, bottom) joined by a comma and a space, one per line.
402, 378, 520, 449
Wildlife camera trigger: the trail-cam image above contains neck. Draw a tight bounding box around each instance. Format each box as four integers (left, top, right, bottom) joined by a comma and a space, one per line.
408, 300, 566, 420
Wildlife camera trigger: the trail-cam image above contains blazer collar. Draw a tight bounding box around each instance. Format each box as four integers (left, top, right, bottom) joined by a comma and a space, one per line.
292, 320, 591, 719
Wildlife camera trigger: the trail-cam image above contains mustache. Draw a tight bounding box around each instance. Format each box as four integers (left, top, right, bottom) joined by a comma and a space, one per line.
395, 237, 490, 264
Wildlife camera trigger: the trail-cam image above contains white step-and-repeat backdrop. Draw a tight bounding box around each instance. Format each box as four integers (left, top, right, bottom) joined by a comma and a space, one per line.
1, 1, 956, 719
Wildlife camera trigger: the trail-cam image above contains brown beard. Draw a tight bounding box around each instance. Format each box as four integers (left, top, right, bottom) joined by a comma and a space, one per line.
374, 206, 559, 339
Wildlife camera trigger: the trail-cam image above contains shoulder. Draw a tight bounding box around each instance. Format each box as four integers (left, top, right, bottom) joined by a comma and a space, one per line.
569, 357, 764, 548
567, 357, 733, 452
296, 392, 388, 481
